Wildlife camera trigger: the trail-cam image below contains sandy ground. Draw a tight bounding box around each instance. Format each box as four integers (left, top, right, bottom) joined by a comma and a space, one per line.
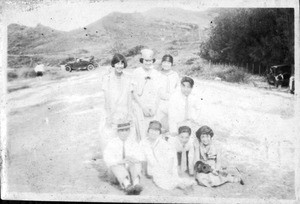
4, 67, 296, 199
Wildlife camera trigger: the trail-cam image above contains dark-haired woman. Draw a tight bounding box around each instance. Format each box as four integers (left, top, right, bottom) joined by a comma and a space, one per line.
156, 54, 180, 132
100, 53, 135, 151
193, 125, 244, 187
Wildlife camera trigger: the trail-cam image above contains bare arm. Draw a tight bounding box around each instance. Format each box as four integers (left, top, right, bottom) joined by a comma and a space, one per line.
131, 88, 151, 117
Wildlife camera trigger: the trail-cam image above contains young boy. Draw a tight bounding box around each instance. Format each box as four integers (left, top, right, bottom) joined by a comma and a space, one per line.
167, 125, 195, 176
141, 121, 196, 190
194, 125, 244, 187
168, 76, 201, 136
103, 117, 144, 195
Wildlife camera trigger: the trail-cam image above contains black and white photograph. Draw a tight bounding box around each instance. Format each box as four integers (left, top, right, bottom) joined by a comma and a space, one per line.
1, 0, 299, 203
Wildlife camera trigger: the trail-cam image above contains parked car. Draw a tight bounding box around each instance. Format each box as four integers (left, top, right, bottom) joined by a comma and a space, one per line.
63, 56, 98, 72
289, 75, 295, 94
266, 64, 293, 87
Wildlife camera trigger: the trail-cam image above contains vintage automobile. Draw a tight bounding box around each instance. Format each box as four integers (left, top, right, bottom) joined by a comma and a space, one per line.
64, 56, 98, 72
266, 64, 293, 87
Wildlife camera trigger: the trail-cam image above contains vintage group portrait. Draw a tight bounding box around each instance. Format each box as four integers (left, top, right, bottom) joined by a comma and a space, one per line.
0, 0, 299, 203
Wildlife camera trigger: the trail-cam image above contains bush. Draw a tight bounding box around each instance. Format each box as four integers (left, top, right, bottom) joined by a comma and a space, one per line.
185, 58, 198, 65
224, 69, 248, 83
184, 65, 203, 76
124, 45, 145, 57
214, 65, 248, 83
60, 57, 75, 65
7, 71, 18, 81
100, 58, 111, 66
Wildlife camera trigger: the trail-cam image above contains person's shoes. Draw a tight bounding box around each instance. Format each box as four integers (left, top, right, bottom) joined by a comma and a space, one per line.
133, 184, 143, 195
124, 184, 143, 195
235, 167, 245, 185
240, 178, 245, 185
124, 185, 136, 195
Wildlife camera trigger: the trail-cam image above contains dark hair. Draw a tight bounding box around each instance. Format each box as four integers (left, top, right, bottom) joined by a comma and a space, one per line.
147, 120, 162, 134
178, 126, 191, 135
161, 54, 173, 65
111, 53, 127, 68
195, 125, 214, 141
139, 58, 156, 64
181, 76, 194, 88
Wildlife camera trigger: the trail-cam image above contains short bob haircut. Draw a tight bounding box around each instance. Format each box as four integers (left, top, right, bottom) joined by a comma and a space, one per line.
148, 120, 162, 134
178, 126, 191, 135
181, 76, 194, 88
161, 54, 173, 65
111, 53, 127, 68
195, 125, 214, 141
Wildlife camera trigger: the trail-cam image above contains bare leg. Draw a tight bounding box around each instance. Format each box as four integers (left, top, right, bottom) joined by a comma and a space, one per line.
110, 165, 131, 189
128, 163, 142, 185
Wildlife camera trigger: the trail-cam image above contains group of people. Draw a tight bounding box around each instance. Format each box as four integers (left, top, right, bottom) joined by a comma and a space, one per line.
100, 48, 244, 195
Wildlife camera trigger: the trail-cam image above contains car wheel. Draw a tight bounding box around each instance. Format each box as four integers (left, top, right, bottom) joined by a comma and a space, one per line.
65, 66, 72, 72
87, 64, 95, 71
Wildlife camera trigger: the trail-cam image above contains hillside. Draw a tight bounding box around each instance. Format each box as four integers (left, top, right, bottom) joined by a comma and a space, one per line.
143, 7, 213, 28
7, 7, 214, 67
8, 23, 65, 54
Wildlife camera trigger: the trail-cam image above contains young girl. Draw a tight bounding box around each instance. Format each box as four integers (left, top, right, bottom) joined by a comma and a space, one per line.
141, 121, 196, 190
100, 54, 135, 151
194, 125, 244, 187
156, 54, 180, 132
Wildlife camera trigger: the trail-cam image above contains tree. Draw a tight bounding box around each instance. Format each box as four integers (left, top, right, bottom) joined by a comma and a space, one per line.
200, 8, 294, 68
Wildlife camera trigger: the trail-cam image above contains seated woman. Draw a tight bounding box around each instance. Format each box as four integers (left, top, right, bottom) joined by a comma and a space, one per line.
167, 125, 195, 176
103, 116, 144, 195
141, 121, 196, 190
194, 125, 244, 187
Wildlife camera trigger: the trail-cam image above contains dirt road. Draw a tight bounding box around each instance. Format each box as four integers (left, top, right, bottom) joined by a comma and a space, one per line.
5, 67, 296, 199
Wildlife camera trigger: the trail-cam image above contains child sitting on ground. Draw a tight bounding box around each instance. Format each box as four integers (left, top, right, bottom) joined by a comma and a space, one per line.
167, 125, 195, 176
103, 116, 144, 195
141, 121, 196, 190
194, 125, 244, 187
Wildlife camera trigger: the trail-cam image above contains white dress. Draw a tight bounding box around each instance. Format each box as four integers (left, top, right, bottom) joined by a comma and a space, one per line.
99, 72, 135, 151
141, 137, 195, 190
131, 67, 164, 141
155, 70, 180, 131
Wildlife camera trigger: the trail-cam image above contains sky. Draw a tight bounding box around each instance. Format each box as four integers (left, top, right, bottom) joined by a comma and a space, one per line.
4, 0, 296, 31
4, 0, 210, 31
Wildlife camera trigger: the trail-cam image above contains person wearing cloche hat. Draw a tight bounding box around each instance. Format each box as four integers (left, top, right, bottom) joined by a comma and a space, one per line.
103, 115, 144, 195
131, 49, 165, 141
156, 54, 180, 133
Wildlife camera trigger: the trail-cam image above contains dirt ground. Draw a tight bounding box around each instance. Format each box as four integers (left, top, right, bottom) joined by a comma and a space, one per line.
4, 67, 297, 200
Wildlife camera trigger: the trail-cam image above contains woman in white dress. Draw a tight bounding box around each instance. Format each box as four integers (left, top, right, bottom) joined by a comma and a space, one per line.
131, 49, 165, 141
100, 53, 135, 152
156, 54, 180, 132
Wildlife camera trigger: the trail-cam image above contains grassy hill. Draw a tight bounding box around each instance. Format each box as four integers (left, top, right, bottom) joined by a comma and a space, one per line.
8, 7, 214, 68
